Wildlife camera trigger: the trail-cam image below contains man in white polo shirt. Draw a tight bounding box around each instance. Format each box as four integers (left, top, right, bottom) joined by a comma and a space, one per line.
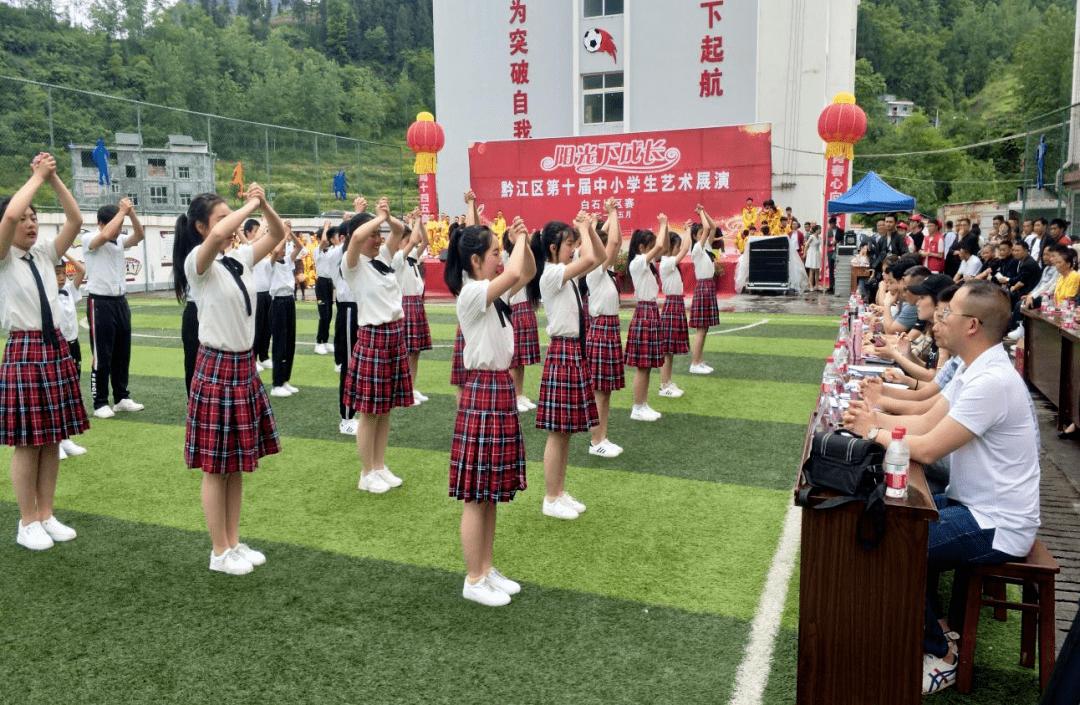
844, 279, 1040, 695
84, 198, 145, 418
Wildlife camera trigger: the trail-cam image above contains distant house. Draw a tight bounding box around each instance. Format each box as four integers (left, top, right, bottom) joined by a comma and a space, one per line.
879, 94, 915, 125
69, 133, 215, 214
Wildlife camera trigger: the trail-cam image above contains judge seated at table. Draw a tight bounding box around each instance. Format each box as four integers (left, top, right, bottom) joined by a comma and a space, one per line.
867, 259, 925, 334
843, 280, 1041, 696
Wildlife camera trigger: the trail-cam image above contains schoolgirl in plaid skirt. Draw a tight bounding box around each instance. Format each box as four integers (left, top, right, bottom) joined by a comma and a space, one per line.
1, 154, 89, 551
624, 219, 670, 422
688, 207, 720, 375
526, 213, 605, 521
173, 183, 284, 575
657, 228, 693, 398
341, 196, 411, 495
445, 206, 534, 606
583, 199, 626, 458
395, 211, 432, 406
503, 231, 540, 413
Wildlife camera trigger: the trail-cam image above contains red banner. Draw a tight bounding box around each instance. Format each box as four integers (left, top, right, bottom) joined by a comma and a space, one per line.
823, 155, 850, 232
468, 125, 772, 236
418, 173, 438, 221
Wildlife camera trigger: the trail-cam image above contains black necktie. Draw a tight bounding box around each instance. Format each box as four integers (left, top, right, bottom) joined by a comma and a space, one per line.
407, 256, 420, 277
493, 298, 512, 328
220, 256, 252, 316
706, 249, 716, 262
22, 254, 58, 347
570, 280, 586, 357
59, 289, 70, 297
370, 258, 394, 275
607, 269, 618, 288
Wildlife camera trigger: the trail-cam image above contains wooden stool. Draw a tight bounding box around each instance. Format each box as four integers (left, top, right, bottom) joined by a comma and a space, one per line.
950, 539, 1060, 694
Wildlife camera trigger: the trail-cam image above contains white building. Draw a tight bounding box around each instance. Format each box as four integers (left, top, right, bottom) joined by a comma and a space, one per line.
880, 94, 915, 125
433, 0, 859, 221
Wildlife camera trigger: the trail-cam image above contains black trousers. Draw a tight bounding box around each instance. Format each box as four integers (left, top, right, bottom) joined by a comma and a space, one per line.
315, 277, 334, 344
335, 301, 358, 419
87, 294, 132, 409
270, 295, 296, 387
182, 301, 199, 397
254, 291, 272, 362
68, 338, 82, 379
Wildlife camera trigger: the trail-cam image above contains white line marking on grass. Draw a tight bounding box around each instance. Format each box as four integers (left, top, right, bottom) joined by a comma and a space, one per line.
129, 332, 462, 350
708, 318, 770, 336
727, 503, 802, 705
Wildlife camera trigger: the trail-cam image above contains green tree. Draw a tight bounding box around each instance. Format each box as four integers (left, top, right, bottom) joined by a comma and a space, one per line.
1013, 3, 1075, 120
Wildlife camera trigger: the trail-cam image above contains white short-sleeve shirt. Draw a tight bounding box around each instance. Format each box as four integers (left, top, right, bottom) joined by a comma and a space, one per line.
540, 262, 582, 338
252, 257, 271, 293
659, 255, 684, 295
943, 345, 1041, 557
0, 237, 62, 333
313, 244, 334, 279
502, 250, 528, 305
341, 248, 403, 328
691, 241, 714, 280
585, 266, 619, 316
629, 254, 658, 302
958, 256, 983, 278
269, 255, 295, 297
184, 243, 256, 352
458, 277, 514, 370
58, 280, 82, 341
400, 254, 424, 297
84, 236, 127, 296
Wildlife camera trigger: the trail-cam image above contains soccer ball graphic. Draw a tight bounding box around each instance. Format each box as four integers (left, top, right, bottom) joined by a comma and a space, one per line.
583, 28, 602, 53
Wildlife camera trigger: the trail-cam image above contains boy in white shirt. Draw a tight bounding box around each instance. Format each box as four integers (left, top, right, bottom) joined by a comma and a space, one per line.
54, 256, 87, 458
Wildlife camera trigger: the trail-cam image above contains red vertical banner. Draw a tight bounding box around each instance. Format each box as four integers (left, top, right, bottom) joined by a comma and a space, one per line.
822, 156, 851, 291
418, 173, 438, 221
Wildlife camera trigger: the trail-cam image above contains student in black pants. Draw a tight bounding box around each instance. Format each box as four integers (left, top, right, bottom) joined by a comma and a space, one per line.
252, 224, 273, 371
313, 220, 335, 356
268, 223, 302, 397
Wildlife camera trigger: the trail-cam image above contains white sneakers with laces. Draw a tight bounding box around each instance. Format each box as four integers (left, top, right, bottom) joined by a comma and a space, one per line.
270, 386, 292, 397
283, 383, 299, 394
232, 543, 266, 566
630, 404, 661, 421
689, 362, 713, 374
339, 418, 358, 435
60, 439, 87, 456
589, 439, 623, 457
41, 515, 77, 541
462, 575, 511, 606
542, 496, 579, 520
414, 390, 429, 403
17, 520, 54, 550
113, 398, 144, 412
658, 382, 684, 397
377, 466, 403, 488
93, 406, 116, 419
359, 470, 391, 494
485, 567, 521, 595
209, 548, 253, 575
314, 343, 328, 355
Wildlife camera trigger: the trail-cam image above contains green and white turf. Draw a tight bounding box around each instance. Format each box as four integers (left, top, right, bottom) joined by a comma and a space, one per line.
0, 301, 1042, 703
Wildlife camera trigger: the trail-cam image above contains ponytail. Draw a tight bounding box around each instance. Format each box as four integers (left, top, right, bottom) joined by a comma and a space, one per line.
172, 193, 225, 303
444, 225, 493, 297
525, 230, 546, 309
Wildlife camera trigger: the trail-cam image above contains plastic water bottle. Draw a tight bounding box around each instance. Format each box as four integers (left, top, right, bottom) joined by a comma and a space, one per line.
884, 427, 910, 500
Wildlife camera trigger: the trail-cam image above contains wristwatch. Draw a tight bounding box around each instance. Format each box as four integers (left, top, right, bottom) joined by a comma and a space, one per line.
868, 427, 881, 442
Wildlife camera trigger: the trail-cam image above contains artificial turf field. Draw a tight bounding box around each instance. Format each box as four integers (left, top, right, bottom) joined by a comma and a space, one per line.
1, 299, 1043, 704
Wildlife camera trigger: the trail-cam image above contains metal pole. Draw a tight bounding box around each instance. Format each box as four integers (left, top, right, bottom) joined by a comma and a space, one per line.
206, 116, 212, 154
265, 127, 271, 196
47, 87, 55, 151
398, 146, 404, 214
357, 141, 362, 197
1021, 128, 1031, 222
315, 135, 321, 214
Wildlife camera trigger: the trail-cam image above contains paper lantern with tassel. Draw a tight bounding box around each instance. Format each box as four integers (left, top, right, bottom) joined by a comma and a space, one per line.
817, 93, 867, 160
407, 112, 445, 175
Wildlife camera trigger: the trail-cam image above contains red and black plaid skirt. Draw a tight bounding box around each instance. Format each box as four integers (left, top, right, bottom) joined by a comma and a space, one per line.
585, 314, 625, 392
660, 296, 690, 355
580, 296, 592, 339
510, 301, 541, 367
402, 295, 433, 352
450, 326, 468, 387
345, 319, 414, 414
449, 369, 527, 503
536, 336, 599, 434
186, 345, 280, 474
624, 300, 663, 369
0, 331, 88, 447
689, 277, 720, 329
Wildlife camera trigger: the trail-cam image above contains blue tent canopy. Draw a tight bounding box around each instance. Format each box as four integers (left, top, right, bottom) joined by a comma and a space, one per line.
827, 171, 916, 214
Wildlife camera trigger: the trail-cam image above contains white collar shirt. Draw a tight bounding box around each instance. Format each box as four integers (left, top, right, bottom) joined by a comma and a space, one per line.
458, 276, 513, 370
184, 243, 255, 352
0, 237, 62, 333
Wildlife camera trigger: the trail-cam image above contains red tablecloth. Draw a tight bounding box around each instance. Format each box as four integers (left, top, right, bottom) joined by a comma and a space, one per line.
421, 253, 740, 299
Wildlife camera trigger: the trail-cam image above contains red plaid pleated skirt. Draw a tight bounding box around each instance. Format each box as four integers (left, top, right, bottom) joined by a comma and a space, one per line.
624, 300, 663, 369
536, 336, 598, 434
689, 278, 720, 328
0, 331, 89, 447
345, 319, 414, 414
580, 296, 592, 339
585, 314, 625, 392
660, 296, 690, 355
185, 345, 280, 474
402, 295, 432, 352
449, 369, 527, 503
510, 301, 541, 367
450, 326, 468, 387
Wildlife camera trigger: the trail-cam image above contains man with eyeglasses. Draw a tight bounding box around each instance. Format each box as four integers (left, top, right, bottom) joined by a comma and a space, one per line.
844, 280, 1041, 695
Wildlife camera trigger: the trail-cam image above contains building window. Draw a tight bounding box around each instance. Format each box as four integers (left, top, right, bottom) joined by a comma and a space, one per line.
81, 150, 117, 167
127, 193, 139, 206
150, 186, 168, 205
178, 166, 190, 180
179, 193, 192, 205
110, 183, 120, 194
584, 0, 623, 17
147, 158, 167, 178
126, 164, 137, 179
582, 72, 624, 124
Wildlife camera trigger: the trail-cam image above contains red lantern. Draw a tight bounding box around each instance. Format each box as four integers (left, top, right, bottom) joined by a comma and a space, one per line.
817, 93, 867, 160
407, 111, 445, 175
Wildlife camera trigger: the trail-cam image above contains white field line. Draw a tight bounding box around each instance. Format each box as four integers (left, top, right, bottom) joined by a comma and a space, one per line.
708, 318, 770, 335
727, 503, 802, 705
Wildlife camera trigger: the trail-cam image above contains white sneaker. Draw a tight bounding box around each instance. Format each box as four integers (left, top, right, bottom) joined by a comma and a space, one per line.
414, 390, 429, 403
263, 359, 273, 369
561, 492, 586, 514
113, 398, 144, 412
283, 383, 299, 394
314, 343, 328, 355
658, 382, 684, 398
209, 548, 253, 575
58, 444, 68, 460
377, 466, 403, 488
542, 497, 579, 520
93, 406, 116, 419
358, 470, 391, 494
232, 543, 266, 566
327, 343, 335, 353
589, 439, 623, 457
1006, 325, 1024, 342
60, 439, 87, 456
689, 363, 711, 374
462, 576, 511, 606
602, 439, 623, 455
256, 360, 265, 372
485, 567, 521, 595
16, 520, 53, 550
334, 363, 342, 373
517, 397, 531, 413
643, 403, 662, 420
339, 418, 358, 435
630, 404, 659, 422
523, 396, 537, 410
41, 515, 77, 541
270, 386, 292, 397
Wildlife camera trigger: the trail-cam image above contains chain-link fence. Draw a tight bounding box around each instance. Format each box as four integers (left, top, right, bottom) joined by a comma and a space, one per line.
0, 74, 409, 217
1020, 101, 1080, 224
